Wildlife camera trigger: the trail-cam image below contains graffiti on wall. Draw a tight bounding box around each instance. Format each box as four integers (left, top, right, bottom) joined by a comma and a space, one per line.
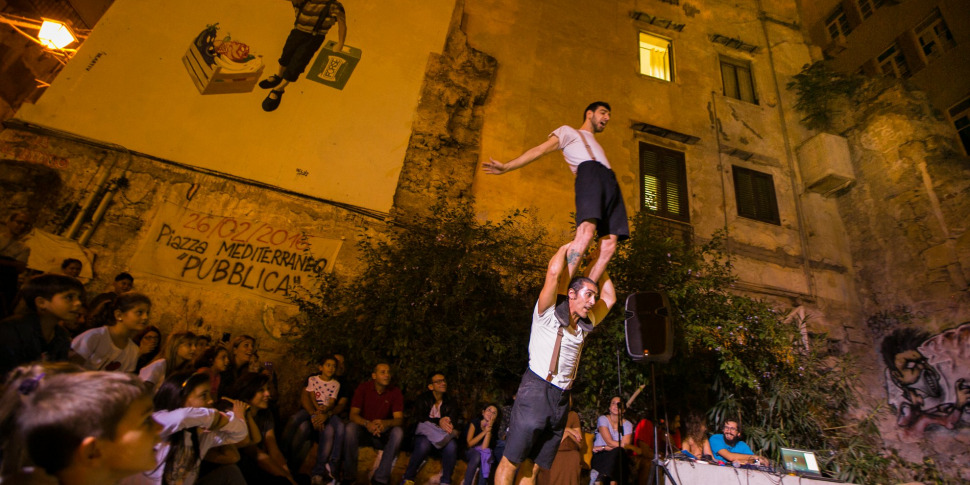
131, 201, 341, 304
881, 322, 970, 434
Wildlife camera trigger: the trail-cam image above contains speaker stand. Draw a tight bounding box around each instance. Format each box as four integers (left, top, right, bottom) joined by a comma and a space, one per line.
645, 362, 678, 485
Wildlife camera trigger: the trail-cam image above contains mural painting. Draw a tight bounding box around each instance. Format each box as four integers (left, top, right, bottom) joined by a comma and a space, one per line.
881, 323, 970, 434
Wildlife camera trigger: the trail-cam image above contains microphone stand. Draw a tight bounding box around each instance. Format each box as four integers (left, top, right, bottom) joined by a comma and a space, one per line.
646, 362, 677, 485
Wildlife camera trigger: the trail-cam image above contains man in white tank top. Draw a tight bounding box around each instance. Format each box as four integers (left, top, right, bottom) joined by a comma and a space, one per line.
483, 102, 629, 283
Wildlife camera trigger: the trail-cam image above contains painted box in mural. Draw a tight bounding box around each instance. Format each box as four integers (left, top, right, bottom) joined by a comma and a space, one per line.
306, 41, 361, 90
182, 25, 265, 95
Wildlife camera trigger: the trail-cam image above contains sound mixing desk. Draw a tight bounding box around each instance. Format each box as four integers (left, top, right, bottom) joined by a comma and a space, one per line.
663, 458, 855, 485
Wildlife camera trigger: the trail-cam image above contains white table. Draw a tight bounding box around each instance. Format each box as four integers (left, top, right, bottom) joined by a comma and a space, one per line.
662, 459, 853, 485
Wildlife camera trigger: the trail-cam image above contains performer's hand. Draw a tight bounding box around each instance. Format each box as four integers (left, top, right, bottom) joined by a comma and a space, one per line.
482, 158, 508, 175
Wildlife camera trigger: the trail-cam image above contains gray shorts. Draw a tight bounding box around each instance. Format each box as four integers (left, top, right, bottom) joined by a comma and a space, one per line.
502, 370, 571, 469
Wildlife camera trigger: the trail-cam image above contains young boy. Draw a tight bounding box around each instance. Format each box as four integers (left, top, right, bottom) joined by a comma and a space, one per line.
0, 274, 84, 378
11, 371, 161, 485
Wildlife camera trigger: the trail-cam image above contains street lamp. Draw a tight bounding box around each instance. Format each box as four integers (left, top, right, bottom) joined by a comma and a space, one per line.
37, 18, 78, 50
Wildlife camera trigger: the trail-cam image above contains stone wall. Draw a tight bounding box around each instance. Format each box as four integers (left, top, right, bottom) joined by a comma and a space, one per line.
829, 78, 970, 480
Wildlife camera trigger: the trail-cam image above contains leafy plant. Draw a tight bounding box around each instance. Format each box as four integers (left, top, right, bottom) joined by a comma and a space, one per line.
787, 61, 863, 131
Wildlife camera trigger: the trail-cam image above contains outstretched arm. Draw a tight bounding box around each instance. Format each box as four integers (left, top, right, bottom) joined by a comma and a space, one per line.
538, 245, 570, 315
483, 136, 560, 175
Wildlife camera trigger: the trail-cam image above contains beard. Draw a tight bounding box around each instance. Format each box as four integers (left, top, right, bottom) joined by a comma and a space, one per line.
724, 435, 740, 447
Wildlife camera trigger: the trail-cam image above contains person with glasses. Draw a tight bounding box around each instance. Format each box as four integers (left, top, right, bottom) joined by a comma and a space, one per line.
706, 418, 765, 465
400, 372, 461, 485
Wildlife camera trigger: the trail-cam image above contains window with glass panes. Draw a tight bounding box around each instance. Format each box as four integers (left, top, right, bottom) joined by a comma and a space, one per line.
857, 0, 885, 20
720, 57, 756, 104
876, 44, 911, 79
640, 142, 689, 222
916, 8, 955, 61
826, 5, 852, 40
732, 166, 780, 225
639, 32, 673, 81
949, 96, 970, 155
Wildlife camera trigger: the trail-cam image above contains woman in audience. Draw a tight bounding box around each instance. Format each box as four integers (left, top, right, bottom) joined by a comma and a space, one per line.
590, 397, 633, 485
680, 412, 707, 458
219, 335, 255, 396
225, 372, 296, 485
195, 345, 231, 399
139, 331, 198, 390
463, 403, 499, 485
134, 326, 162, 372
121, 371, 248, 485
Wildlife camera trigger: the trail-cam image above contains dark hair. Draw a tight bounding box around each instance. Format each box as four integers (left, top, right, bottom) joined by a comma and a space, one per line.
568, 276, 596, 294
154, 371, 211, 411
684, 412, 707, 443
18, 372, 150, 474
101, 292, 152, 327
225, 372, 271, 402
153, 371, 209, 482
20, 274, 85, 311
723, 416, 741, 431
195, 345, 228, 370
60, 258, 82, 270
114, 272, 134, 283
427, 371, 446, 384
134, 325, 162, 346
583, 101, 611, 121
319, 354, 338, 366
0, 363, 83, 476
880, 327, 929, 371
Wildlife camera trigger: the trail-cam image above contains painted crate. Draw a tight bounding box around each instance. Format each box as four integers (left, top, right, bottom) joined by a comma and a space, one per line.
182, 43, 264, 95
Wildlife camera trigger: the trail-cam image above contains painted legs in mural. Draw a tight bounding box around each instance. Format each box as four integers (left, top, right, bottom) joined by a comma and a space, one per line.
482, 102, 627, 281
260, 2, 347, 112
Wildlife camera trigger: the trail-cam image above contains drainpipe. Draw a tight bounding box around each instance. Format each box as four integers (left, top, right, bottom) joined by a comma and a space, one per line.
78, 151, 132, 246
756, 0, 818, 301
66, 154, 117, 239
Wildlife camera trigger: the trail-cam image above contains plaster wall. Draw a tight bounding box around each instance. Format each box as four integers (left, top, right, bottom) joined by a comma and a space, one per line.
463, 0, 853, 321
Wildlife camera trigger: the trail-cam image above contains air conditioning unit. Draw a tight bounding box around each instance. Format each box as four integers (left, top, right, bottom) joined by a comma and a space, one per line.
797, 133, 855, 197
824, 35, 847, 57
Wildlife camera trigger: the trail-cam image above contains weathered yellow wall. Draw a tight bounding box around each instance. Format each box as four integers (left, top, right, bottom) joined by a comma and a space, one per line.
15, 0, 454, 213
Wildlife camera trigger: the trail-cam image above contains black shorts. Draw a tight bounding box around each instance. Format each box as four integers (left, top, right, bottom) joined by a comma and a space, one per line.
575, 161, 630, 241
502, 370, 570, 469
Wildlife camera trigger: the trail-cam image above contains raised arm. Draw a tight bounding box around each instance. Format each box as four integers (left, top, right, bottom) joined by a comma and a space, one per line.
587, 268, 616, 325
483, 136, 560, 175
538, 244, 571, 314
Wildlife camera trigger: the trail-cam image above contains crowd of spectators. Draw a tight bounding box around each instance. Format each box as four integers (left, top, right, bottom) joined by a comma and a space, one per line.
0, 265, 758, 485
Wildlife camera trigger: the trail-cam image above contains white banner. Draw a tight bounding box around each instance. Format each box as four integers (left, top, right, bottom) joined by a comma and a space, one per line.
131, 201, 341, 304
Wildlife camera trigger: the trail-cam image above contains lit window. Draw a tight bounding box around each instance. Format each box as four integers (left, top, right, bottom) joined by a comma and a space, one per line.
949, 96, 970, 154
916, 8, 955, 61
857, 0, 885, 20
826, 5, 852, 41
640, 142, 689, 222
639, 32, 673, 81
720, 57, 757, 104
732, 166, 780, 225
876, 44, 911, 79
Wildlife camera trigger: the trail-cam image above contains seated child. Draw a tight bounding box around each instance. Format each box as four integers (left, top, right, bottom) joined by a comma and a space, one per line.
138, 332, 198, 390
120, 371, 248, 485
10, 371, 160, 485
71, 293, 151, 373
0, 273, 84, 378
194, 345, 231, 400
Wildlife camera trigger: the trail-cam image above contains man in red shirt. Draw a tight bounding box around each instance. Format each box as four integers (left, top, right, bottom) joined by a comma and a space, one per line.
341, 363, 404, 485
